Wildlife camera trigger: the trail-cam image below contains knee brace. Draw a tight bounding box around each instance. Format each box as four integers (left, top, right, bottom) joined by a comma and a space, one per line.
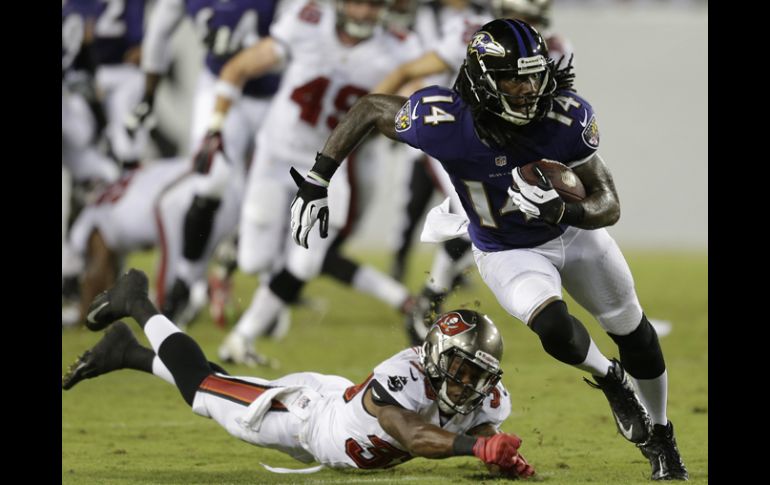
321, 248, 359, 284
608, 315, 665, 379
530, 300, 591, 366
182, 195, 221, 260
268, 269, 305, 304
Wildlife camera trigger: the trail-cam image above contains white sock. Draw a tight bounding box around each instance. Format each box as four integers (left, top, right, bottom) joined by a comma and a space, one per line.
631, 370, 668, 426
151, 356, 176, 386
576, 339, 613, 376
234, 285, 285, 341
352, 265, 409, 309
144, 314, 183, 353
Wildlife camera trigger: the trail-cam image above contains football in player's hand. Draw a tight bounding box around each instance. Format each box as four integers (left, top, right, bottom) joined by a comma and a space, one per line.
518, 159, 586, 202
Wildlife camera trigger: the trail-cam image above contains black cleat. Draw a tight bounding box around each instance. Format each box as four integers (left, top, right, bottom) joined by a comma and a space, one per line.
62, 322, 139, 390
638, 421, 689, 480
584, 359, 652, 444
85, 269, 149, 331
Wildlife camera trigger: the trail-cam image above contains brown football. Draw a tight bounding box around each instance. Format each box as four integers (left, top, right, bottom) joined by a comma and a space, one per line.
518, 159, 586, 202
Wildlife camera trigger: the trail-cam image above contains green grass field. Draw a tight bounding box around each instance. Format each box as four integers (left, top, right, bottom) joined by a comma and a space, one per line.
62, 249, 707, 484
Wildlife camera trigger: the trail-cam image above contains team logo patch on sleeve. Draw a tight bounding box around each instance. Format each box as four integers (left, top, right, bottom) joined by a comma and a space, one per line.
387, 375, 408, 392
395, 100, 412, 132
581, 115, 600, 149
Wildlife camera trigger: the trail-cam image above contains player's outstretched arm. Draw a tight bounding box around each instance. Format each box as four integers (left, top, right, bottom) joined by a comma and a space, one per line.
211, 37, 283, 120
320, 94, 407, 159
363, 387, 532, 479
289, 94, 407, 247
570, 153, 621, 229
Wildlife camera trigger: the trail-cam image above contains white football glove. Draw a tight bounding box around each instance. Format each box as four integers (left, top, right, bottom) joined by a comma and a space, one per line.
289, 167, 329, 248
508, 166, 565, 224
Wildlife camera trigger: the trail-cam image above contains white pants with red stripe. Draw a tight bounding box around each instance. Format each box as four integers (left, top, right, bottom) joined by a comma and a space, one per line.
191, 372, 352, 463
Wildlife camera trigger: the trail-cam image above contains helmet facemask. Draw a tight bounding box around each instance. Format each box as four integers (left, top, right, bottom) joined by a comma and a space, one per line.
423, 343, 503, 415
474, 54, 556, 126
437, 347, 502, 414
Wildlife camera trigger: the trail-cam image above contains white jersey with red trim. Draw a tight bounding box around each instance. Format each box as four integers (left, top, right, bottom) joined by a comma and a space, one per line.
303, 347, 512, 469
262, 0, 422, 167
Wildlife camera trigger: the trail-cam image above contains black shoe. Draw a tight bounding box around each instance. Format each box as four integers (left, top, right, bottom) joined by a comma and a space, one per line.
584, 359, 652, 444
404, 288, 445, 346
62, 322, 139, 390
86, 269, 149, 331
638, 421, 689, 480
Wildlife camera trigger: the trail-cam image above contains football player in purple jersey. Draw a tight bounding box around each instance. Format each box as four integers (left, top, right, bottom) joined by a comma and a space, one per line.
290, 18, 687, 481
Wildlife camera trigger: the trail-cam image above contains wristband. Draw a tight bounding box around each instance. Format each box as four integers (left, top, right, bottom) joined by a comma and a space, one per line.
561, 202, 585, 225
308, 152, 341, 187
452, 434, 477, 456
214, 79, 242, 102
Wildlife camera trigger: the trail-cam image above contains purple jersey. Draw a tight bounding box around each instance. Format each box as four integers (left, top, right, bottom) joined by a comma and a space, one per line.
91, 0, 147, 65
396, 85, 600, 252
203, 0, 281, 98
62, 0, 97, 73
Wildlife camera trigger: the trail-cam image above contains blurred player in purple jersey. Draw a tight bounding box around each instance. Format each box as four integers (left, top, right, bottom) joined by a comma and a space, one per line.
90, 0, 151, 168
290, 19, 687, 481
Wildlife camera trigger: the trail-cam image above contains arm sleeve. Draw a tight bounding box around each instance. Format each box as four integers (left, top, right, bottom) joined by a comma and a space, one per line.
141, 0, 186, 73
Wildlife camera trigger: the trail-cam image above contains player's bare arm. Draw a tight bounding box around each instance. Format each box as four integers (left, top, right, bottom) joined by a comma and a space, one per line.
319, 94, 407, 160
363, 386, 459, 458
362, 387, 533, 477
571, 154, 621, 230
372, 51, 451, 95
467, 423, 499, 438
212, 38, 283, 116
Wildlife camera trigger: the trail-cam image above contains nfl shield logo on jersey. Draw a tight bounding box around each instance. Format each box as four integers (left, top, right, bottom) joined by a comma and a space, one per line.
394, 100, 412, 132
495, 155, 507, 166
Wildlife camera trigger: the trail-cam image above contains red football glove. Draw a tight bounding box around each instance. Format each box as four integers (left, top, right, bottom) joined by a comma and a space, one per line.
500, 452, 535, 478
473, 433, 522, 468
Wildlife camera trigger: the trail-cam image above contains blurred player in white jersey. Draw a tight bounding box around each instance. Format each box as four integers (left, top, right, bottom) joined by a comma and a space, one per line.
201, 0, 424, 365
63, 0, 122, 319
62, 159, 189, 326
64, 269, 534, 479
143, 0, 286, 322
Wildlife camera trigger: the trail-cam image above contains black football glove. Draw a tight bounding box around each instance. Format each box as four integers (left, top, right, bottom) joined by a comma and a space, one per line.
508, 166, 565, 224
289, 167, 329, 249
